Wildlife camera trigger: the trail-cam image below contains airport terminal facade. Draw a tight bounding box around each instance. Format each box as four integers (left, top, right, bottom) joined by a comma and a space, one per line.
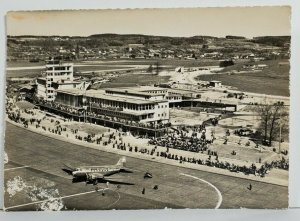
36, 58, 173, 124
55, 88, 170, 124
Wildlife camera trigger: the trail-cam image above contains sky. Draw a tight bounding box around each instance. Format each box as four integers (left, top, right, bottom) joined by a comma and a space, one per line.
6, 6, 291, 38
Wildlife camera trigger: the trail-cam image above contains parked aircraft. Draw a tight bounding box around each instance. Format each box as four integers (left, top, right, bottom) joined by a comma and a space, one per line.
62, 157, 135, 186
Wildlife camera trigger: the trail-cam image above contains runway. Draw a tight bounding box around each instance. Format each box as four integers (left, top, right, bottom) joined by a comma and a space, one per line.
4, 123, 288, 210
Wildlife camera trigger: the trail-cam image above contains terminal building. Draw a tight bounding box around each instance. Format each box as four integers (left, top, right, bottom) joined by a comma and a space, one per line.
55, 88, 170, 124
36, 57, 89, 101
53, 85, 207, 124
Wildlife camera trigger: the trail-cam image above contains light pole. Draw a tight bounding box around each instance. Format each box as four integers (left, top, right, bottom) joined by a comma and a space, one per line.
276, 112, 283, 156
82, 89, 87, 123
279, 120, 282, 155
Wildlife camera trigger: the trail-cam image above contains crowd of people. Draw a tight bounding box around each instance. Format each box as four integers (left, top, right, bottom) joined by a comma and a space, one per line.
264, 158, 289, 171
148, 124, 213, 153
36, 99, 83, 115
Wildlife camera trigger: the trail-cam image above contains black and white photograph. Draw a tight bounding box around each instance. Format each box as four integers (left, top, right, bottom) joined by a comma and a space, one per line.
3, 6, 291, 211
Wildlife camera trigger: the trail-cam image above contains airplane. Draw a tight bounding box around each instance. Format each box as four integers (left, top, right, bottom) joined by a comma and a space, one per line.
62, 156, 135, 186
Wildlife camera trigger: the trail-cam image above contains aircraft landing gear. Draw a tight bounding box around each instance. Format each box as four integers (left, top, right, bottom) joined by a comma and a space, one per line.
93, 180, 98, 186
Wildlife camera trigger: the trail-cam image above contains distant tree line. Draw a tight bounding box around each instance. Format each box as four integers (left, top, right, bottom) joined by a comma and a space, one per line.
251, 36, 290, 47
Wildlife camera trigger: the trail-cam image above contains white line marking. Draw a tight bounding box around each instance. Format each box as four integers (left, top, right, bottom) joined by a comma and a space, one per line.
4, 188, 109, 211
106, 190, 121, 209
4, 166, 29, 171
180, 173, 223, 209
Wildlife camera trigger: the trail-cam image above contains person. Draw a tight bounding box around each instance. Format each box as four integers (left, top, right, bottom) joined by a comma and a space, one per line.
142, 187, 146, 194
248, 183, 252, 191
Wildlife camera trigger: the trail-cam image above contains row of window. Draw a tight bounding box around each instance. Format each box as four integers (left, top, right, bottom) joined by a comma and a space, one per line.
47, 72, 71, 76
47, 66, 71, 71
141, 114, 154, 120
157, 104, 168, 109
158, 113, 167, 117
167, 96, 181, 100
147, 90, 166, 94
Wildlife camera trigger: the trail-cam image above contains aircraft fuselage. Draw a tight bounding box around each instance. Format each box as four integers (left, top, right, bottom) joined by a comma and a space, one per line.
72, 166, 121, 178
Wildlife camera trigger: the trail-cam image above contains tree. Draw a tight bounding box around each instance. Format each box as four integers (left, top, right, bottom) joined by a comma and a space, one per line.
254, 102, 288, 146
267, 102, 289, 146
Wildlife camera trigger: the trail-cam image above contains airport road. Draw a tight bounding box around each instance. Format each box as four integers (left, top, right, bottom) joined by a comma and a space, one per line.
4, 123, 288, 210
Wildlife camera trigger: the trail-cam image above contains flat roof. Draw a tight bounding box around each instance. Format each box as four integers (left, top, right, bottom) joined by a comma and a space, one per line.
137, 86, 169, 91
168, 89, 194, 95
105, 87, 166, 97
56, 88, 168, 105
56, 88, 84, 96
87, 90, 164, 105
53, 81, 81, 85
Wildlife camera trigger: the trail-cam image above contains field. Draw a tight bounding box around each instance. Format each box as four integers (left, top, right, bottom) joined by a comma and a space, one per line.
6, 65, 132, 78
6, 58, 220, 79
6, 58, 290, 97
7, 58, 220, 68
73, 65, 134, 73
64, 122, 109, 135
197, 60, 290, 96
16, 101, 35, 110
6, 69, 44, 78
93, 73, 171, 89
6, 61, 45, 68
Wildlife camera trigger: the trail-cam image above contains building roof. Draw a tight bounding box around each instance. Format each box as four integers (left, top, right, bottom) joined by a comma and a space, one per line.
56, 88, 84, 96
105, 88, 164, 97
137, 86, 169, 92
53, 81, 82, 85
168, 89, 194, 95
87, 90, 163, 105
56, 88, 168, 105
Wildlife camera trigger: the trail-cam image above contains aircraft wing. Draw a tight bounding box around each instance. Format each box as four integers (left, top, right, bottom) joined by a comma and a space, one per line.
89, 173, 134, 185
102, 176, 135, 186
62, 163, 77, 175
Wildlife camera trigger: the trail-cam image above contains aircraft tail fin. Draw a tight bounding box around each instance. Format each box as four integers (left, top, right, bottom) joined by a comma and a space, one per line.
116, 156, 126, 167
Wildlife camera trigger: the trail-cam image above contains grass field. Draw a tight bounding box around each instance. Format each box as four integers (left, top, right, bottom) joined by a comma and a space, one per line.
5, 58, 220, 79
6, 69, 43, 78
16, 101, 35, 110
6, 58, 219, 70
74, 65, 133, 73
91, 58, 220, 67
197, 59, 290, 96
93, 73, 171, 89
6, 61, 45, 68
64, 122, 109, 135
6, 66, 135, 78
